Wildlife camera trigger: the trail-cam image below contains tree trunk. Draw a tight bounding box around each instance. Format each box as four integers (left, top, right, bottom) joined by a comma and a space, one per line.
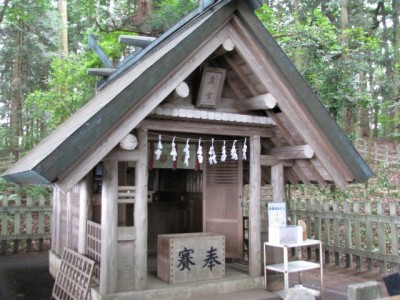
10, 19, 24, 160
340, 0, 355, 135
392, 0, 400, 139
59, 0, 68, 55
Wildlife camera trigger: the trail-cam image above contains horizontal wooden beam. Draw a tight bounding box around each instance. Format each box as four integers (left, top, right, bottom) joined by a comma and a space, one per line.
141, 119, 273, 138
152, 106, 273, 126
104, 150, 139, 162
87, 68, 116, 76
236, 93, 277, 111
118, 35, 156, 48
260, 155, 293, 166
267, 145, 314, 160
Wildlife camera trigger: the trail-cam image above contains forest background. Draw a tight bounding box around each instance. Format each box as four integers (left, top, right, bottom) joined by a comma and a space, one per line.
0, 0, 399, 198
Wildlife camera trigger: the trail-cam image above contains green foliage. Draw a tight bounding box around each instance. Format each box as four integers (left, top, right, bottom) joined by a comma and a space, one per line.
0, 178, 51, 198
150, 0, 198, 34
24, 54, 96, 129
256, 4, 381, 125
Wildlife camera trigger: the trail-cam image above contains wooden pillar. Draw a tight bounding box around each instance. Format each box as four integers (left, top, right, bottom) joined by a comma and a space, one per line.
78, 174, 93, 254
52, 188, 62, 255
100, 159, 118, 294
249, 135, 261, 276
267, 162, 285, 292
134, 127, 149, 290
66, 191, 72, 248
271, 163, 284, 202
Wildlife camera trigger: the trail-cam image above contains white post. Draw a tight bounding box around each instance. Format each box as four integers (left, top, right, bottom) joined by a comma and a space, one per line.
100, 159, 118, 294
134, 127, 149, 290
249, 135, 261, 276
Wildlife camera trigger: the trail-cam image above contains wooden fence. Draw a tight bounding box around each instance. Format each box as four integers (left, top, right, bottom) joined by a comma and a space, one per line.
0, 194, 52, 254
355, 139, 400, 165
289, 198, 400, 274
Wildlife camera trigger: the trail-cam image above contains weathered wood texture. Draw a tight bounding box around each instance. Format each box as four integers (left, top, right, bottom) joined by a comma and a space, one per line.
157, 233, 225, 284
248, 136, 261, 276
289, 198, 400, 274
52, 247, 95, 300
0, 194, 51, 254
355, 139, 400, 165
100, 158, 118, 294
133, 128, 149, 290
86, 220, 101, 285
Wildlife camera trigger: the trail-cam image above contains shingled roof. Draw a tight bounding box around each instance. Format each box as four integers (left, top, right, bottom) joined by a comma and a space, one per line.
2, 0, 372, 191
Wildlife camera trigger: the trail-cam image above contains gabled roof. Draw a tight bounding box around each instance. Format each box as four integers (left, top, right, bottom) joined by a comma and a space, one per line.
2, 0, 372, 191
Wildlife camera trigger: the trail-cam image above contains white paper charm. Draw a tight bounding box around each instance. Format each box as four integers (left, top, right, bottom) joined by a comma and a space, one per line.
183, 138, 190, 166
221, 140, 227, 162
170, 136, 177, 161
208, 138, 217, 165
197, 138, 203, 164
242, 138, 247, 160
231, 140, 238, 160
155, 135, 163, 160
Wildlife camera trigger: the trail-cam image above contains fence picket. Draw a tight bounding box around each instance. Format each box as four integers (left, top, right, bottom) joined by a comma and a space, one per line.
13, 196, 21, 253
333, 201, 340, 265
377, 201, 387, 273
390, 202, 399, 272
1, 196, 8, 254
354, 201, 361, 269
26, 196, 33, 252
365, 201, 373, 271
344, 200, 351, 268
0, 193, 51, 254
323, 200, 331, 264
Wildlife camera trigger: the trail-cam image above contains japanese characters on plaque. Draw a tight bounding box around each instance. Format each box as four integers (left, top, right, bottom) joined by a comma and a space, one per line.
196, 67, 226, 108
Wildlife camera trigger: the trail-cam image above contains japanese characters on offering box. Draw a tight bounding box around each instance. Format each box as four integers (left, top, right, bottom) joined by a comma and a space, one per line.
157, 233, 225, 284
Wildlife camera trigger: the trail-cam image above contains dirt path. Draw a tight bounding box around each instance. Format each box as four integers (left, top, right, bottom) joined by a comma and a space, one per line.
0, 251, 53, 300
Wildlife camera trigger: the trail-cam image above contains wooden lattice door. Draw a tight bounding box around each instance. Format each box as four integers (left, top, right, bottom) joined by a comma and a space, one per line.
203, 142, 243, 259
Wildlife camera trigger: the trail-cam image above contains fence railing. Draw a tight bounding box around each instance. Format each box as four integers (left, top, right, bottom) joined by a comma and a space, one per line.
355, 139, 400, 165
0, 194, 51, 254
289, 198, 400, 274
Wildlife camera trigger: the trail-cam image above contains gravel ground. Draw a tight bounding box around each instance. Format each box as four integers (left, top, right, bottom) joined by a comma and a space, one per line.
0, 251, 53, 300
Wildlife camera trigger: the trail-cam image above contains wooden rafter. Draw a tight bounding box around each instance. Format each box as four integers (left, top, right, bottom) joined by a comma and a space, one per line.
236, 93, 277, 111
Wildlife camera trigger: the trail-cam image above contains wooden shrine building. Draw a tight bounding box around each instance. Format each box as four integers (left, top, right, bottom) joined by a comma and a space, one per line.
3, 0, 372, 299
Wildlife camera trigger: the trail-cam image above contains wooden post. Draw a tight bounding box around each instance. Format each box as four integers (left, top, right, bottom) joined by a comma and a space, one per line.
267, 162, 285, 291
54, 188, 63, 255
249, 135, 261, 276
134, 127, 149, 290
100, 158, 118, 294
271, 163, 284, 202
66, 191, 72, 248
78, 174, 93, 254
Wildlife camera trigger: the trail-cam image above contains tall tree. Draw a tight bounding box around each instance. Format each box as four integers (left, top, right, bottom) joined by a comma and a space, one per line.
59, 0, 68, 55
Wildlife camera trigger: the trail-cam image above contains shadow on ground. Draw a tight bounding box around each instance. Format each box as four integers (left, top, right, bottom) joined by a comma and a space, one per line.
0, 251, 53, 300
